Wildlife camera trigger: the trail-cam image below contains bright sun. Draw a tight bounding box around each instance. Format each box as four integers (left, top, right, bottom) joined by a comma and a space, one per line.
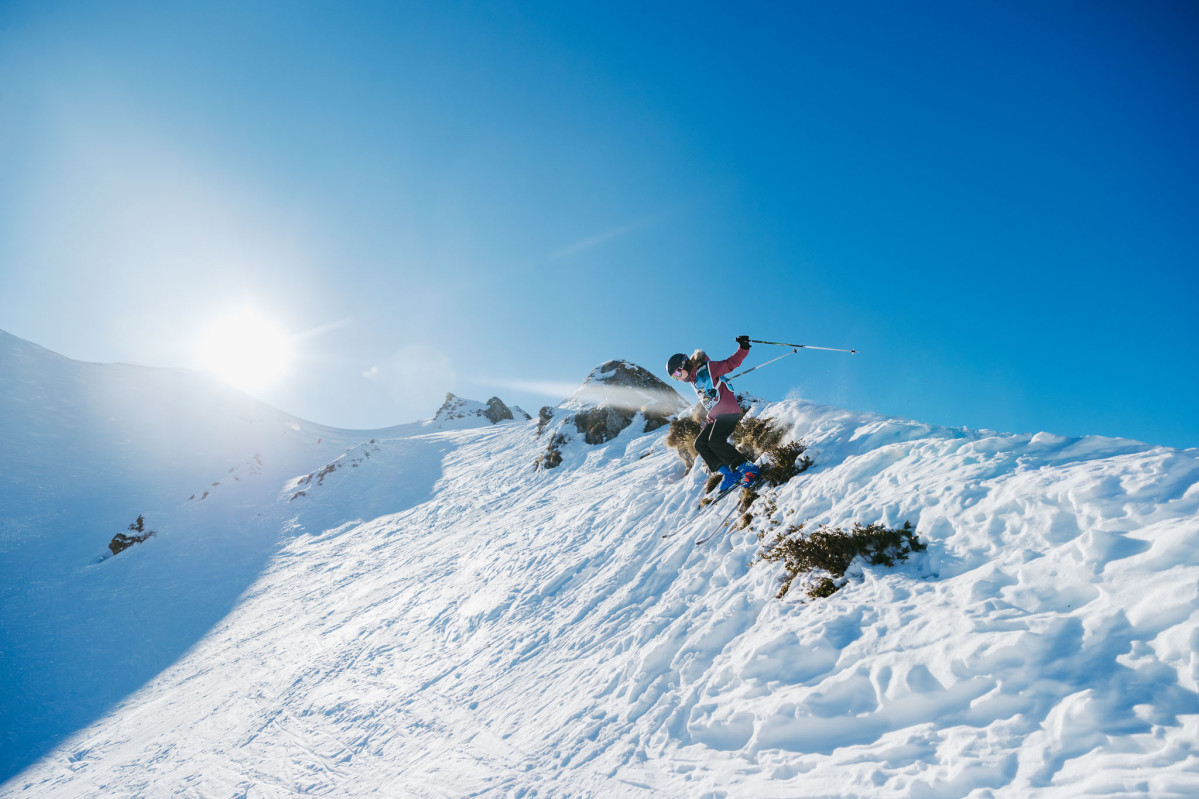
197, 309, 294, 392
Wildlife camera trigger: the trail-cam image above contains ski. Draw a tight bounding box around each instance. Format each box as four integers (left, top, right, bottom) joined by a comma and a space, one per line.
694, 477, 762, 546
660, 482, 743, 539
693, 493, 747, 546
704, 482, 743, 508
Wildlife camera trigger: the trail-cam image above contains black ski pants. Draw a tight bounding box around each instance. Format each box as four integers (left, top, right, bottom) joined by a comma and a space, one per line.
694, 413, 748, 472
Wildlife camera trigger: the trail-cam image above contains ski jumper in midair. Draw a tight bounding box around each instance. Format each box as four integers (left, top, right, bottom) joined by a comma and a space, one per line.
667, 336, 761, 491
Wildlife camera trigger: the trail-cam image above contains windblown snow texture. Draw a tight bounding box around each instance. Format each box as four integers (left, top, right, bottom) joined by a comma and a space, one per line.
1, 329, 1197, 798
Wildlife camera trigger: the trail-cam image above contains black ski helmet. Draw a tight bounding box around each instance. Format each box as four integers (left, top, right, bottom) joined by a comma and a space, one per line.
666, 353, 687, 377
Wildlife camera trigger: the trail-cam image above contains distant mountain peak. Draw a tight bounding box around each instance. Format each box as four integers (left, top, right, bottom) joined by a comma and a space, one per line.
428, 393, 531, 430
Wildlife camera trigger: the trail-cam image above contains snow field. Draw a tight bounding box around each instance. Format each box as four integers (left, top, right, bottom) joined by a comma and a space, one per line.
3, 347, 1198, 797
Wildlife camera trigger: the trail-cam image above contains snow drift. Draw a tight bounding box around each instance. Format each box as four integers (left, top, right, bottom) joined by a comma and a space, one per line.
1, 330, 1197, 798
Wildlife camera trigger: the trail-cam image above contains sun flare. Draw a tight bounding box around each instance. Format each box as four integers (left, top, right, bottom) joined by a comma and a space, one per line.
197, 309, 293, 392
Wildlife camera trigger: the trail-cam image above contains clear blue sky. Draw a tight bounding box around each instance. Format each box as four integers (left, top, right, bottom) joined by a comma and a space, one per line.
2, 1, 1197, 447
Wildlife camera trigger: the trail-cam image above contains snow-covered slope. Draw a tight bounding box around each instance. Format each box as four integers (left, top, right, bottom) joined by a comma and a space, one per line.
0, 330, 516, 784
2, 332, 1198, 797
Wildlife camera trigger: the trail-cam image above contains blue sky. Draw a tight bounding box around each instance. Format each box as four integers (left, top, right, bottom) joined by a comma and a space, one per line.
2, 1, 1197, 447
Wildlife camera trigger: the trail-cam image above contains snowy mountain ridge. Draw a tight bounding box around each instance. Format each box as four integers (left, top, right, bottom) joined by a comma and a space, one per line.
428, 393, 532, 430
1, 330, 1198, 797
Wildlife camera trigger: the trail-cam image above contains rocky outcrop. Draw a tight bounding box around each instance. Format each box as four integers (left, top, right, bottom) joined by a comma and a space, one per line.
108, 515, 156, 556
537, 406, 554, 437
483, 397, 515, 424
567, 360, 689, 444
574, 405, 637, 446
536, 360, 689, 468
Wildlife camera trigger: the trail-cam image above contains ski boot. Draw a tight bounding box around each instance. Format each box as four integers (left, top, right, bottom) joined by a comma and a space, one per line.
736, 462, 761, 486
716, 465, 740, 492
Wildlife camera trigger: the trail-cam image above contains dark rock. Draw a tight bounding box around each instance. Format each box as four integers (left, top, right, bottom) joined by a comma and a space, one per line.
108, 515, 155, 556
536, 433, 567, 470
537, 406, 554, 437
484, 397, 514, 424
574, 406, 637, 446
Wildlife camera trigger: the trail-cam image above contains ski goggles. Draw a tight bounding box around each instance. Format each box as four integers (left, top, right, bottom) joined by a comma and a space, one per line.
671, 367, 687, 380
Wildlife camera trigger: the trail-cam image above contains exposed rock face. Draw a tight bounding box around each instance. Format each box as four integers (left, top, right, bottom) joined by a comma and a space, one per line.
483, 397, 515, 424
574, 406, 637, 446
535, 433, 566, 470
537, 406, 554, 437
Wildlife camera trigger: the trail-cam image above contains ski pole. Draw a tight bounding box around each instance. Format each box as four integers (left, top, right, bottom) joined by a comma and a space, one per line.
748, 338, 856, 354
727, 348, 799, 381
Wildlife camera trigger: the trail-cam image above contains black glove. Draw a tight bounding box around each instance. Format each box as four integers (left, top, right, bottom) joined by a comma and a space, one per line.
736, 335, 751, 349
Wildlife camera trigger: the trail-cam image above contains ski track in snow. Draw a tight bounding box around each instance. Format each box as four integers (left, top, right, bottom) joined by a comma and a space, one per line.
2, 353, 1199, 797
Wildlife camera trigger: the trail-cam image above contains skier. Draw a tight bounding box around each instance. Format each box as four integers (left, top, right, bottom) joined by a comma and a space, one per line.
666, 335, 761, 492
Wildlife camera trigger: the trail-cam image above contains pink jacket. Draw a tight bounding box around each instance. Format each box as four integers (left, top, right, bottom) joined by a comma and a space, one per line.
688, 346, 749, 422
